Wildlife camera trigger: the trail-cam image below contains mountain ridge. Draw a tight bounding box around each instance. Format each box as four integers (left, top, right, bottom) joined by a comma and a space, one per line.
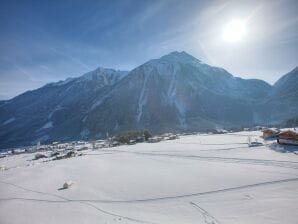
0, 51, 297, 149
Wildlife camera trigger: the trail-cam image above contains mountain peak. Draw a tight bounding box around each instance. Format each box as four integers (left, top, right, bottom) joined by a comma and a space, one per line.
167, 51, 189, 56
161, 51, 201, 63
136, 51, 202, 76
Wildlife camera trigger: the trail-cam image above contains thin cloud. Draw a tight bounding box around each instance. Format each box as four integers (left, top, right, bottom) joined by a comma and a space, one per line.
49, 47, 91, 70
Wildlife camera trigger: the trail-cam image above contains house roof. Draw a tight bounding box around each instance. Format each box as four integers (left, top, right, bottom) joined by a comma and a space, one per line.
278, 130, 298, 140
262, 128, 279, 133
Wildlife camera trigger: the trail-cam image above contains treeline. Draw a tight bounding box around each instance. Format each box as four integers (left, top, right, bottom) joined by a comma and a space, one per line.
113, 130, 152, 144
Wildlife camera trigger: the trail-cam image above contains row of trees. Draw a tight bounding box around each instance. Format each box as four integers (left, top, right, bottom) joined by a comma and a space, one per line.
113, 130, 152, 144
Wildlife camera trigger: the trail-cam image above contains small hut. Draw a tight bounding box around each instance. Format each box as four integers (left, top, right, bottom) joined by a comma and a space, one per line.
277, 130, 298, 145
262, 128, 279, 139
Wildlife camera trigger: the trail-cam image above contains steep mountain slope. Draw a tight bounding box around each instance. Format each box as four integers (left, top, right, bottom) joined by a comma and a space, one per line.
0, 68, 128, 148
83, 52, 271, 138
0, 51, 296, 149
257, 67, 298, 123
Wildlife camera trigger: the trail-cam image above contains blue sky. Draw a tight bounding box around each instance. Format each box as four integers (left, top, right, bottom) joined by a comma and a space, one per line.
0, 0, 297, 99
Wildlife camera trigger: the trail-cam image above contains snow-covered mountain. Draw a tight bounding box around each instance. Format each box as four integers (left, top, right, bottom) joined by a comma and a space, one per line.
256, 67, 298, 123
83, 51, 271, 136
0, 67, 128, 148
0, 51, 297, 149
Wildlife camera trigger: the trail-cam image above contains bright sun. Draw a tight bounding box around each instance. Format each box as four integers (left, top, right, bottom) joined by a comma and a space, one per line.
222, 19, 247, 42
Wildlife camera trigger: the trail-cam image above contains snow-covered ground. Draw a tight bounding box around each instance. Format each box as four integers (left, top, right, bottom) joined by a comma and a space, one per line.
1, 131, 298, 224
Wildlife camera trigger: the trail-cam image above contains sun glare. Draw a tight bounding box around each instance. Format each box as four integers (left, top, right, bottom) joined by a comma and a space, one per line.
222, 19, 247, 42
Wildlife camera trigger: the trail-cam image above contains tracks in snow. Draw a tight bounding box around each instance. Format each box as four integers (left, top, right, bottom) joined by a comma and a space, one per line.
190, 202, 221, 224
110, 150, 298, 170
0, 180, 156, 224
1, 177, 297, 204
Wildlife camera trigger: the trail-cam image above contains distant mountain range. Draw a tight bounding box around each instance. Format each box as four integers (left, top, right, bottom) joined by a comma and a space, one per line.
0, 51, 297, 149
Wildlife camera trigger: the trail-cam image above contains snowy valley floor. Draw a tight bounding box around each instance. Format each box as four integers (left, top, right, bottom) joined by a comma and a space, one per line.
0, 131, 298, 224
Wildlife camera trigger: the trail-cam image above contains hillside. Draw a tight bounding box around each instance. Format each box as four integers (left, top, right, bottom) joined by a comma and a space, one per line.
0, 52, 297, 149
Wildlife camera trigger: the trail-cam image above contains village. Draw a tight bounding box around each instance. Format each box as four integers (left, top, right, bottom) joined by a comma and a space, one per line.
0, 131, 180, 162
0, 127, 297, 163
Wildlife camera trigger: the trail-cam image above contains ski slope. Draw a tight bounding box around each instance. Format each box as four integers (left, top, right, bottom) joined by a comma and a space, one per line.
0, 131, 298, 224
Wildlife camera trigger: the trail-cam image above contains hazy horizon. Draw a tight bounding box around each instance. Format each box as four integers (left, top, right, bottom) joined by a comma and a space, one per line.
1, 0, 298, 100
